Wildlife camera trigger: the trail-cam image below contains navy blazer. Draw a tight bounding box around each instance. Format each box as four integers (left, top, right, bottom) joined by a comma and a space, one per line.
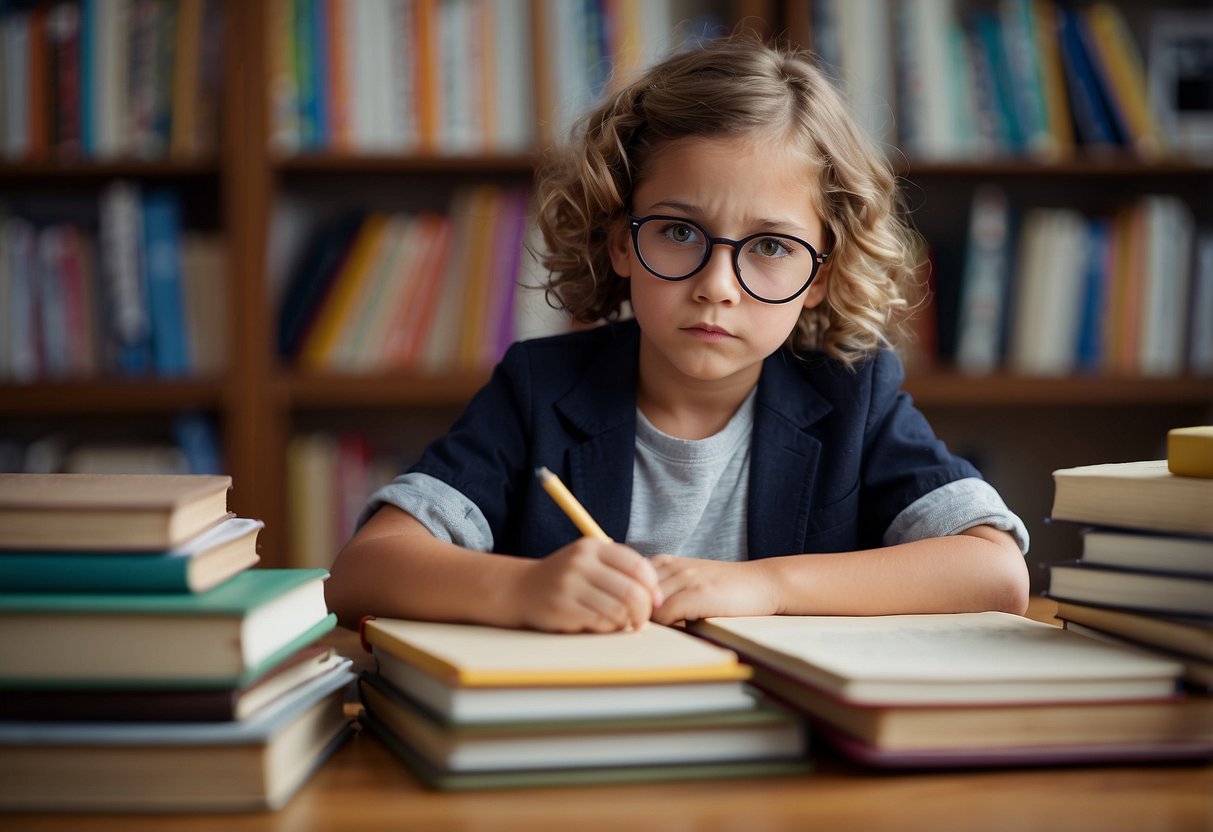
410, 319, 979, 559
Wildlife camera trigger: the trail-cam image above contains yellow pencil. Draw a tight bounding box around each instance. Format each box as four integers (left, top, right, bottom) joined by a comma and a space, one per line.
535, 466, 611, 541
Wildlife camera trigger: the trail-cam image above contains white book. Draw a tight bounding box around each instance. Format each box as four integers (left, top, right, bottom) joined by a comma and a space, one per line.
489, 0, 535, 152
690, 611, 1183, 705
1082, 528, 1213, 577
838, 0, 896, 150
1009, 208, 1087, 375
93, 0, 132, 158
1139, 195, 1194, 377
373, 648, 758, 724
1190, 231, 1213, 375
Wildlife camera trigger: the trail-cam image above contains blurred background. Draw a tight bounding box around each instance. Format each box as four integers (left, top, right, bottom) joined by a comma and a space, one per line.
0, 0, 1210, 591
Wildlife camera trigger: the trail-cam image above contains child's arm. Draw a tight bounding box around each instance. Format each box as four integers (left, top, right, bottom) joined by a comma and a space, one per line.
649, 524, 1028, 624
324, 505, 662, 632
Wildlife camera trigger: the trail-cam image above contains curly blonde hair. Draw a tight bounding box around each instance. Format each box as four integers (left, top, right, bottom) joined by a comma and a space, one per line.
534, 35, 922, 364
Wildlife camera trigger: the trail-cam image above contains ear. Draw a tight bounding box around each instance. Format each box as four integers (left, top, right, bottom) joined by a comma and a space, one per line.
607, 216, 633, 279
801, 262, 829, 310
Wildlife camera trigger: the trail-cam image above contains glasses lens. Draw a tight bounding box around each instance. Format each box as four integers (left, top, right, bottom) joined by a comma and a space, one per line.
635, 218, 708, 279
737, 235, 816, 302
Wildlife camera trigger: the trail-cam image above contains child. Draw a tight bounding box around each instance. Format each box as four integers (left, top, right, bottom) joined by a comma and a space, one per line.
325, 36, 1030, 633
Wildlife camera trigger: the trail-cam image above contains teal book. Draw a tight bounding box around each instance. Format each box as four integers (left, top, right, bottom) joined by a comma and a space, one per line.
0, 517, 263, 594
0, 568, 336, 688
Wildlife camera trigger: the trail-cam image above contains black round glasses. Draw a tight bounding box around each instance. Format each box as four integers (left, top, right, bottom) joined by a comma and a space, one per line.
627, 214, 830, 304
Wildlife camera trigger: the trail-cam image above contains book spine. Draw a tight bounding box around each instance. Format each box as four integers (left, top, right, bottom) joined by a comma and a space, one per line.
141, 188, 190, 375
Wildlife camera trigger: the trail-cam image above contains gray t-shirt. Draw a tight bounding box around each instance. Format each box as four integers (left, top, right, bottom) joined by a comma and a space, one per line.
362, 399, 1030, 558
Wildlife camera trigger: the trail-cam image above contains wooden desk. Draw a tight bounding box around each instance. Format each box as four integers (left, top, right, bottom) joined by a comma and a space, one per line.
8, 730, 1212, 832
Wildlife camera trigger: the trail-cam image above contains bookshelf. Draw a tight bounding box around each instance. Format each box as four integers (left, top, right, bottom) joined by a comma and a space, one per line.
1, 0, 1210, 575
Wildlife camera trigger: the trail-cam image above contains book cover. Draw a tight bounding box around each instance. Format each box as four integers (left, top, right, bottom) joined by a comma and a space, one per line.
1051, 459, 1213, 537
1047, 562, 1212, 619
362, 617, 750, 688
359, 671, 806, 774
0, 516, 262, 593
689, 611, 1183, 706
0, 569, 336, 687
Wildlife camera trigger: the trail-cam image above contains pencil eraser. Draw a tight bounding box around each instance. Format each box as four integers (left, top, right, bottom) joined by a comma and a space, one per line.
1167, 426, 1213, 479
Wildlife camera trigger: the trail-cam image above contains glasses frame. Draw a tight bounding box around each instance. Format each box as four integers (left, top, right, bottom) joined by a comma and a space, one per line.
627, 213, 830, 305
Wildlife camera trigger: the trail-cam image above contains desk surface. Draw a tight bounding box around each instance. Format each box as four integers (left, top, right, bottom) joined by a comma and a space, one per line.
9, 730, 1213, 832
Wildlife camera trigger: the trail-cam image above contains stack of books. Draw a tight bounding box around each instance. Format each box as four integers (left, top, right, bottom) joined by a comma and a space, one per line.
0, 473, 356, 812
1047, 433, 1213, 696
688, 611, 1209, 768
357, 617, 809, 790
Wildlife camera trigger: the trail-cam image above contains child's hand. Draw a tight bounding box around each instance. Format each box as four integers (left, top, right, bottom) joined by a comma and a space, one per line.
512, 539, 663, 633
650, 555, 780, 625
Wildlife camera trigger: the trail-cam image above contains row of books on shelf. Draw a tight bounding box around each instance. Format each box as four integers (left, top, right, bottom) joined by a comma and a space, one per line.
0, 0, 223, 163
268, 0, 722, 155
819, 0, 1213, 160
286, 431, 404, 569
1045, 427, 1213, 699
0, 183, 227, 382
949, 188, 1213, 377
0, 472, 356, 811
277, 184, 568, 374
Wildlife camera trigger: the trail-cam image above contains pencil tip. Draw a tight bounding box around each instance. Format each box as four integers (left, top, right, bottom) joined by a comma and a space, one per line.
535, 466, 550, 479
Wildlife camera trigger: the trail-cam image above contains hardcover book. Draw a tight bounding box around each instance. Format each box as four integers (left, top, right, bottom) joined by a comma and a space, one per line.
0, 568, 336, 687
0, 473, 232, 550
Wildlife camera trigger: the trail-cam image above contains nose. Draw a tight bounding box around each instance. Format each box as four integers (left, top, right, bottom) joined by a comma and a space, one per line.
692, 243, 742, 304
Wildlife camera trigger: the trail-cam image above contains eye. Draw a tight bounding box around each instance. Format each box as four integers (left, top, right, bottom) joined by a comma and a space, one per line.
660, 222, 702, 245
750, 236, 793, 259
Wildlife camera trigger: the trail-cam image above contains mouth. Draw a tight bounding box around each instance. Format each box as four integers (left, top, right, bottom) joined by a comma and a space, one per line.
683, 323, 735, 341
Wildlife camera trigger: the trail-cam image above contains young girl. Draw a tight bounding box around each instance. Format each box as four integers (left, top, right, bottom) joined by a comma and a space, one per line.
325, 36, 1030, 633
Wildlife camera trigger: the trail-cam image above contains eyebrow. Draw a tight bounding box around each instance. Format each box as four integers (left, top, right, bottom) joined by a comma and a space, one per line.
643, 200, 808, 235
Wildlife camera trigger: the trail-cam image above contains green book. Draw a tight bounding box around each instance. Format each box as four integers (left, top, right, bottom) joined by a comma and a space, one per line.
0, 517, 263, 594
0, 568, 336, 689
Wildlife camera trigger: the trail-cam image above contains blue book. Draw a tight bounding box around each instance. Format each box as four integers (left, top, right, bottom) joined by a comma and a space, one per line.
140, 189, 191, 375
0, 517, 262, 594
1075, 218, 1110, 372
1057, 7, 1121, 148
0, 568, 336, 688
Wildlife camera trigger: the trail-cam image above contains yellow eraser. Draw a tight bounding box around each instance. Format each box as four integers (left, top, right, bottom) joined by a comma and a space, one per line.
1168, 426, 1213, 479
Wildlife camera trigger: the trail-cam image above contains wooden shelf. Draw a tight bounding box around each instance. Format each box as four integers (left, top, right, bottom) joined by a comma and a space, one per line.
0, 158, 221, 181
280, 370, 492, 409
274, 152, 538, 175
897, 156, 1213, 177
904, 371, 1213, 407
0, 378, 228, 415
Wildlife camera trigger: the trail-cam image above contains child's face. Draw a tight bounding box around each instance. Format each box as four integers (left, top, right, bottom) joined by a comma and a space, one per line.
608, 132, 830, 392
